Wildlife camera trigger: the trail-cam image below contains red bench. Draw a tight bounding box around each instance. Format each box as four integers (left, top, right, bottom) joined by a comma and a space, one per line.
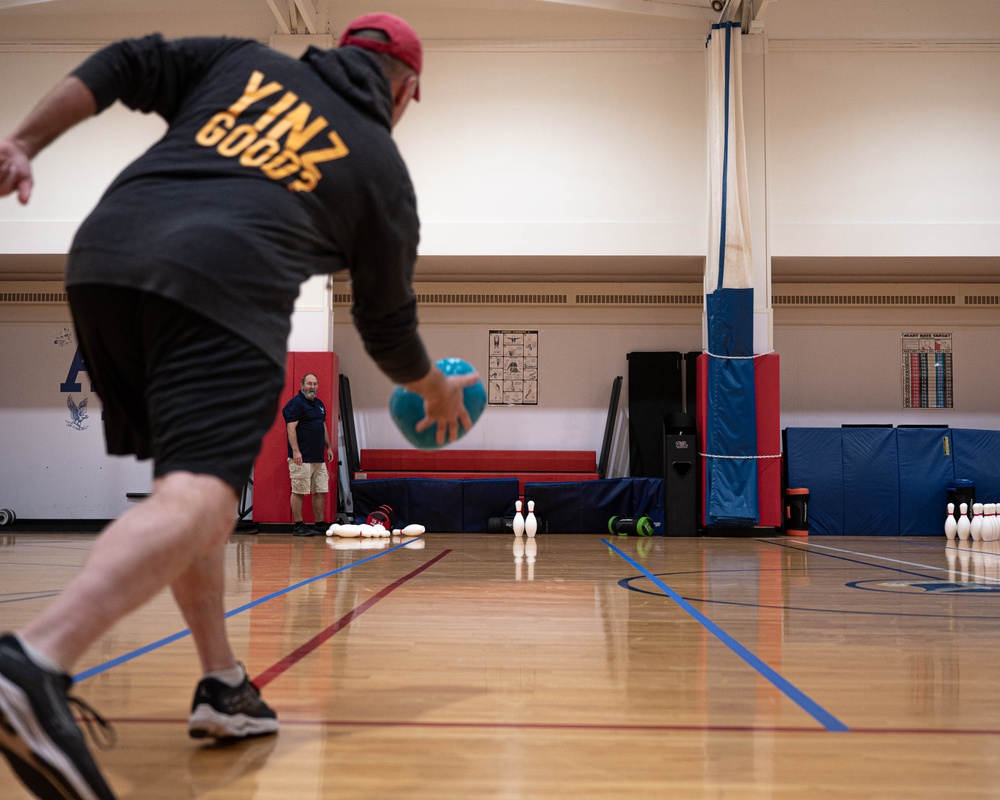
354, 449, 599, 497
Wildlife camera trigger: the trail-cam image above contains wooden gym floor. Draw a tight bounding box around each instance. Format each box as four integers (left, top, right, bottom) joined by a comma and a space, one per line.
3, 531, 1000, 798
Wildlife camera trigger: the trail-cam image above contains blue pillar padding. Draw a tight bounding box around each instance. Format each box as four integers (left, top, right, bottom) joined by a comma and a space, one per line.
897, 429, 955, 536
705, 289, 759, 525
842, 428, 899, 536
523, 478, 663, 534
786, 428, 844, 535
953, 429, 1000, 501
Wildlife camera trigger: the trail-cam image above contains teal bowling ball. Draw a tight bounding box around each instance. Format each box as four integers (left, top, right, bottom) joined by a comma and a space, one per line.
390, 358, 486, 449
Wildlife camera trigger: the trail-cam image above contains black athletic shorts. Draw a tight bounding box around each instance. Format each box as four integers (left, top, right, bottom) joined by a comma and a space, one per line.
67, 285, 286, 494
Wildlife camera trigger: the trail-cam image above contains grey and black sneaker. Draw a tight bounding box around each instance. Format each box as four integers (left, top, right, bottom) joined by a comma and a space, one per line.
291, 522, 313, 537
188, 671, 278, 740
0, 633, 116, 800
313, 521, 329, 534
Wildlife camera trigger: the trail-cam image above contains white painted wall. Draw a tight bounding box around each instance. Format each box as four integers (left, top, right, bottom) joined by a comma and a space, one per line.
3, 40, 999, 258
0, 318, 153, 518
333, 311, 702, 457
1, 31, 999, 518
766, 42, 1000, 257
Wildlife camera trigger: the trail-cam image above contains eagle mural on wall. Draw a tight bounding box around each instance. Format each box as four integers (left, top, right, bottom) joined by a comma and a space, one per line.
66, 395, 89, 431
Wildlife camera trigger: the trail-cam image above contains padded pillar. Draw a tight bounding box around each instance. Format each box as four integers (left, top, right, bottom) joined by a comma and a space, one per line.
253, 352, 338, 524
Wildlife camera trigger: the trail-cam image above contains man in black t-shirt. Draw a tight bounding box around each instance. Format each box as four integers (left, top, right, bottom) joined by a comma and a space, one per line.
282, 373, 333, 536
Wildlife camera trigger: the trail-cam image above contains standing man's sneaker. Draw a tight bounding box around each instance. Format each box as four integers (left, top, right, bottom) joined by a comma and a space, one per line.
313, 521, 329, 535
0, 633, 116, 800
188, 670, 278, 740
291, 521, 312, 536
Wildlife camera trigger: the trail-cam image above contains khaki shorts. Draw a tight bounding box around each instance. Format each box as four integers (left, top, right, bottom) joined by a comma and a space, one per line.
288, 460, 329, 495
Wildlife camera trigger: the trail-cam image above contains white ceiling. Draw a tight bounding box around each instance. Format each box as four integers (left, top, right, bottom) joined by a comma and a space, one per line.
2, 0, 999, 42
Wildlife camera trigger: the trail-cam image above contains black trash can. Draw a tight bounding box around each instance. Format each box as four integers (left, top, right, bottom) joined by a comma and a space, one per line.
785, 487, 810, 536
663, 413, 698, 537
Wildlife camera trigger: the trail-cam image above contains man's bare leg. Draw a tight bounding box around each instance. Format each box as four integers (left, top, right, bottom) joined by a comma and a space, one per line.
311, 492, 326, 525
18, 471, 236, 672
171, 543, 237, 675
289, 492, 304, 523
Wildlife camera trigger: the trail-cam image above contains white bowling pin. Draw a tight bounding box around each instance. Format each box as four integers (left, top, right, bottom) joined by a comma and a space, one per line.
336, 524, 362, 538
946, 544, 958, 582
525, 500, 537, 538
957, 502, 971, 541
970, 503, 984, 542
330, 537, 362, 550
401, 523, 425, 536
944, 502, 958, 539
985, 504, 998, 543
525, 538, 537, 580
513, 500, 525, 537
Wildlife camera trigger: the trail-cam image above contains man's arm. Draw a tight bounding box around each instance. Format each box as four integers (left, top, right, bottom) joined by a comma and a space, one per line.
324, 423, 333, 463
0, 76, 97, 205
286, 421, 303, 465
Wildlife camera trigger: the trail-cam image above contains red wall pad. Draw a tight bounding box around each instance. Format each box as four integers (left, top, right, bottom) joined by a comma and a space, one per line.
755, 354, 781, 527
360, 449, 597, 473
697, 355, 709, 526
253, 352, 338, 524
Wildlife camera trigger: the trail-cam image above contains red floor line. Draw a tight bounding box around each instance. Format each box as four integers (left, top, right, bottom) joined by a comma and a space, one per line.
252, 548, 452, 689
101, 717, 1000, 737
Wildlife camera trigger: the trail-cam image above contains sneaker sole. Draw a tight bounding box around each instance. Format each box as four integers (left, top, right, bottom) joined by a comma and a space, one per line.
188, 705, 279, 740
0, 673, 100, 800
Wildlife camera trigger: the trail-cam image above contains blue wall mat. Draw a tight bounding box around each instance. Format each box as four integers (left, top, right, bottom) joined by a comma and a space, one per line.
402, 479, 465, 531
354, 478, 520, 532
785, 428, 844, 535
352, 479, 412, 526
952, 429, 1000, 502
353, 478, 462, 531
842, 427, 899, 535
897, 429, 954, 536
629, 478, 665, 532
462, 479, 519, 533
524, 479, 652, 533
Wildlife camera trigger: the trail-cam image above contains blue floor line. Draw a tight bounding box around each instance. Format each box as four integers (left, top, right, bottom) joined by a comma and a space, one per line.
73, 542, 407, 683
603, 538, 850, 733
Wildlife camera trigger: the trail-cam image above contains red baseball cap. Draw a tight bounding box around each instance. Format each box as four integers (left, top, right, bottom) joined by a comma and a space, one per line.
338, 13, 422, 100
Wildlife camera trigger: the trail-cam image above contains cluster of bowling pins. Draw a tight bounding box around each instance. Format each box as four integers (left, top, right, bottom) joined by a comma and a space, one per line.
944, 502, 1000, 542
512, 499, 538, 538
326, 522, 426, 538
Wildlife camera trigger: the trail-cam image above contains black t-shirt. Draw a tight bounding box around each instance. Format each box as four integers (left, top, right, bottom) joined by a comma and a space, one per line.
66, 34, 430, 383
281, 391, 327, 462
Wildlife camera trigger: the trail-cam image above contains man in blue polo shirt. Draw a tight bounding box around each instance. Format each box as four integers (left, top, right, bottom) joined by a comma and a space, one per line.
282, 373, 333, 536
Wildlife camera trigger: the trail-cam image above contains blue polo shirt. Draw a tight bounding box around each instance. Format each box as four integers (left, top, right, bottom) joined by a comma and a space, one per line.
281, 392, 326, 462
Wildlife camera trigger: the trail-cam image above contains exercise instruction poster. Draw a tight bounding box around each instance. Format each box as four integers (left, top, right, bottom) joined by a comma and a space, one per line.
901, 332, 953, 409
488, 330, 538, 405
